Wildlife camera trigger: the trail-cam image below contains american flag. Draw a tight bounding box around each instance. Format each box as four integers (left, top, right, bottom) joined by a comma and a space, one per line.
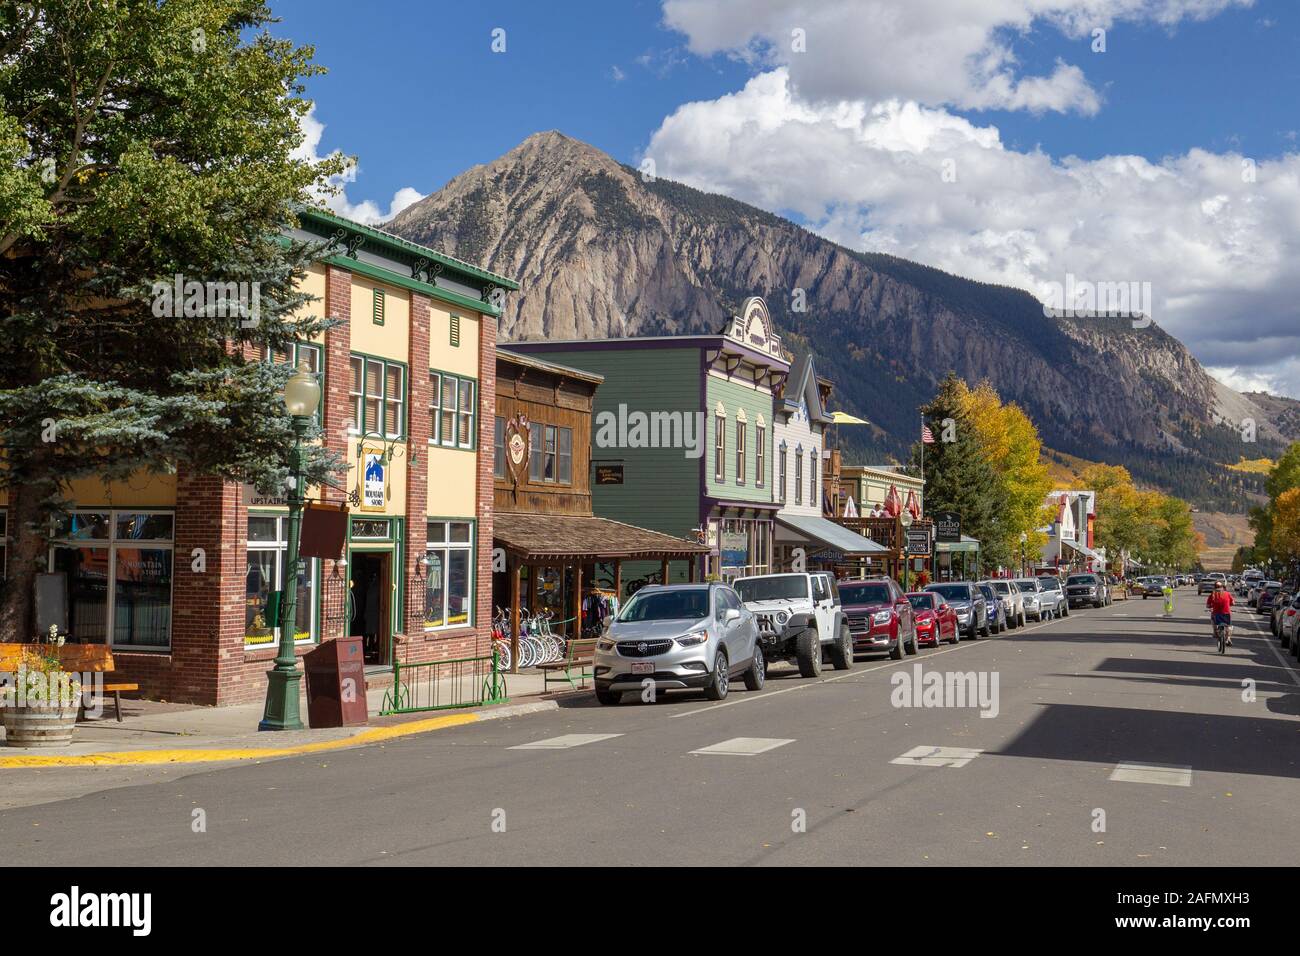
921, 424, 935, 444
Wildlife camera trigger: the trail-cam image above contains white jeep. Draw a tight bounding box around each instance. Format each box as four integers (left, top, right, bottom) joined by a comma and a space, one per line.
733, 572, 853, 678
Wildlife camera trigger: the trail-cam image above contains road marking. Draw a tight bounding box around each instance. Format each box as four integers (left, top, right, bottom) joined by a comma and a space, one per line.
690, 737, 794, 756
509, 733, 623, 750
891, 745, 983, 768
1109, 762, 1192, 787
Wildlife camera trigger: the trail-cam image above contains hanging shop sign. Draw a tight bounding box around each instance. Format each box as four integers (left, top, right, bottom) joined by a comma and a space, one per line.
906, 527, 932, 556
361, 444, 387, 512
504, 413, 530, 487
721, 530, 748, 568
595, 464, 624, 485
933, 511, 961, 544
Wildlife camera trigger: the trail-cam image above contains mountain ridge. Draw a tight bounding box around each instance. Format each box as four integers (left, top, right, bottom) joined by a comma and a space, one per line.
389, 130, 1299, 511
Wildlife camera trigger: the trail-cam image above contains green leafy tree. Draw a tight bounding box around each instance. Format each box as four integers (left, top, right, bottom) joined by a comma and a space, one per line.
911, 373, 1003, 573
0, 1, 347, 641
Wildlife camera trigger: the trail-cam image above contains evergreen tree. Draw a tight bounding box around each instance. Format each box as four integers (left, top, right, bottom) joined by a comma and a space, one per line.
910, 373, 1003, 574
0, 1, 348, 640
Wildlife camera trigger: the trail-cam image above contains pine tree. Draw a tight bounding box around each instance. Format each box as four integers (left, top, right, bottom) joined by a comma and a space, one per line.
911, 373, 1004, 573
0, 1, 348, 640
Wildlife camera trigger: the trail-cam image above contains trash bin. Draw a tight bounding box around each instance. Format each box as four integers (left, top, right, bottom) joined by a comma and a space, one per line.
303, 637, 369, 728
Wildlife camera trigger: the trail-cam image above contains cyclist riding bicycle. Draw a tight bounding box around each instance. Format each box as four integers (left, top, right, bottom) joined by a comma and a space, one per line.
1206, 581, 1233, 647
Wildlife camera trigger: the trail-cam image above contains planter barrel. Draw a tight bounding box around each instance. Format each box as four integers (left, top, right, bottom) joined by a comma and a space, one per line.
2, 705, 78, 748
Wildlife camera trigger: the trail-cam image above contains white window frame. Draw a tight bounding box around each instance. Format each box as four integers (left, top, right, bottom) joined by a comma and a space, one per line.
245, 513, 319, 648
430, 370, 476, 450
48, 508, 176, 650
424, 520, 474, 631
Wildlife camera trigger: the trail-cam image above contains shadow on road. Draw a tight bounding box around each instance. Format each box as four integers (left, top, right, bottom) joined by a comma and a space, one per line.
992, 702, 1300, 779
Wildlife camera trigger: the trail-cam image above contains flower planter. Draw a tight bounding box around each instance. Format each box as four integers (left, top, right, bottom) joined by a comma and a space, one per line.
2, 704, 78, 748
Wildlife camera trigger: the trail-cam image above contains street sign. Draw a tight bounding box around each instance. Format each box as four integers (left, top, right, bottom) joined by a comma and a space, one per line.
907, 528, 931, 555
934, 511, 961, 543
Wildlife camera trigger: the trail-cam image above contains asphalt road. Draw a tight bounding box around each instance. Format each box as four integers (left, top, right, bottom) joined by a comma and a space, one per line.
5, 590, 1299, 866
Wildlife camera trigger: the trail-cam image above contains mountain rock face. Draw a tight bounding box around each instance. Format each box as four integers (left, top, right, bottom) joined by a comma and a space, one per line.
389, 131, 1298, 511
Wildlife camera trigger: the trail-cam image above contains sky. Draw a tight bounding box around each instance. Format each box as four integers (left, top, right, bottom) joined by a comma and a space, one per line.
273, 0, 1300, 399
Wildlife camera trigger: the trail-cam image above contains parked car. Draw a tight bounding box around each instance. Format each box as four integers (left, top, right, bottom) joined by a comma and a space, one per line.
1271, 589, 1293, 641
1037, 575, 1070, 617
906, 591, 958, 647
924, 582, 990, 639
1065, 572, 1108, 608
1014, 577, 1052, 621
977, 583, 1008, 633
593, 583, 762, 704
734, 572, 853, 677
1257, 583, 1283, 615
980, 578, 1025, 628
840, 576, 917, 661
1280, 595, 1300, 649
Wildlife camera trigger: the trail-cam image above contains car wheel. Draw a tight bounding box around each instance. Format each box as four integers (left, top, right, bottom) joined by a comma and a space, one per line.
704, 649, 730, 701
904, 628, 919, 655
742, 643, 766, 691
795, 629, 824, 677
828, 626, 854, 670
595, 688, 621, 706
947, 626, 960, 645
1019, 612, 1026, 628
889, 631, 905, 660
980, 618, 992, 637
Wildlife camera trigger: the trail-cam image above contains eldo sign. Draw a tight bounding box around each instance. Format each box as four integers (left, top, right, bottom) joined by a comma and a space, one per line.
933, 512, 961, 544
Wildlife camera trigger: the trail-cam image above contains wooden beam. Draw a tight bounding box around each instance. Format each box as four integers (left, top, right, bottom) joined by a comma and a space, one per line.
574, 561, 583, 639
613, 559, 622, 601
510, 559, 521, 675
661, 557, 670, 586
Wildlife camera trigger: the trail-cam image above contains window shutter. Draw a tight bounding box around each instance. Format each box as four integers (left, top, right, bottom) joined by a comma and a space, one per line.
373, 289, 385, 326
450, 314, 461, 347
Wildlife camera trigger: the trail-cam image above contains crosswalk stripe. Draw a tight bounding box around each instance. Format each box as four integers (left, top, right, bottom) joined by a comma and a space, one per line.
690, 737, 794, 756
890, 745, 983, 768
1109, 761, 1192, 786
509, 733, 623, 750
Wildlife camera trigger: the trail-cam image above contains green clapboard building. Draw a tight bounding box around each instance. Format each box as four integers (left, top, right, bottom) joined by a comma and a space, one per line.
508, 296, 790, 584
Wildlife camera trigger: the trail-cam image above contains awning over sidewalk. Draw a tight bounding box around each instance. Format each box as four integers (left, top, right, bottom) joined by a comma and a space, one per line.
934, 535, 980, 554
494, 512, 710, 562
1063, 538, 1103, 561
775, 513, 889, 556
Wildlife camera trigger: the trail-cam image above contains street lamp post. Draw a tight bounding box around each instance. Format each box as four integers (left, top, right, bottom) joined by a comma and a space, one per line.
1020, 532, 1028, 577
900, 510, 914, 592
260, 362, 321, 732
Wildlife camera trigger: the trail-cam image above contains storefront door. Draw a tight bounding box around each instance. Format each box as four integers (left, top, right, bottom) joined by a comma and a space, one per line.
350, 552, 391, 665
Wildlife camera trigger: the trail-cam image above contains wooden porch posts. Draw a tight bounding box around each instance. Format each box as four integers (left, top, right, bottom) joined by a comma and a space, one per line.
509, 557, 522, 675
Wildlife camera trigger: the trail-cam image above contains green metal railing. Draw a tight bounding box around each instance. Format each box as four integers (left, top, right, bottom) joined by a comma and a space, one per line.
380, 648, 508, 715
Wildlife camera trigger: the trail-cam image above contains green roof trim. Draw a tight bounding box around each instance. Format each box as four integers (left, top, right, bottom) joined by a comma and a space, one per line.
320, 253, 503, 318
296, 206, 520, 292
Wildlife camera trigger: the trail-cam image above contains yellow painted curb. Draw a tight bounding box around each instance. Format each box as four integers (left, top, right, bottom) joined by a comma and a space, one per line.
0, 711, 481, 768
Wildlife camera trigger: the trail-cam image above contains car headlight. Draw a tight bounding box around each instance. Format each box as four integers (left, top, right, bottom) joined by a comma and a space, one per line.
872, 610, 892, 624
677, 629, 709, 647
597, 638, 615, 651
776, 611, 789, 625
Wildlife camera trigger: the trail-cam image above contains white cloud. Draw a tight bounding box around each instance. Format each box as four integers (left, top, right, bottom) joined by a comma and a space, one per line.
643, 67, 1300, 396
292, 106, 425, 225
661, 0, 1252, 114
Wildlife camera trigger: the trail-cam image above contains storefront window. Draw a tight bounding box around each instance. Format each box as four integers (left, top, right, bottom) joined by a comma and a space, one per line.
494, 417, 506, 479
245, 515, 317, 647
50, 509, 173, 648
425, 520, 473, 630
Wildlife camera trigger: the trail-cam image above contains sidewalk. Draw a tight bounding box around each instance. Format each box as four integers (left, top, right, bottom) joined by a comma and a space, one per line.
0, 668, 592, 768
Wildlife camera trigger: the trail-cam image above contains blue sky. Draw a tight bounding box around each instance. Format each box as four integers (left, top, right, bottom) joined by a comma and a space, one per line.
274, 0, 1300, 397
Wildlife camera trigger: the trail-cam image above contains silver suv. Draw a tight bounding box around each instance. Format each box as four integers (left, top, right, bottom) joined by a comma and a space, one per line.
592, 583, 763, 705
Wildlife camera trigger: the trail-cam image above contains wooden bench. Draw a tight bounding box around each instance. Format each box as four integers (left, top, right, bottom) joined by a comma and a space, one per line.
537, 638, 598, 693
0, 643, 139, 721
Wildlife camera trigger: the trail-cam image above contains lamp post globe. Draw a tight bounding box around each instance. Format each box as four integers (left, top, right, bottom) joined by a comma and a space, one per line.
899, 510, 913, 591
283, 361, 321, 417
260, 361, 320, 732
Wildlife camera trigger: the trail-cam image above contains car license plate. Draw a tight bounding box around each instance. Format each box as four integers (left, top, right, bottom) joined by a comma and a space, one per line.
631, 662, 654, 675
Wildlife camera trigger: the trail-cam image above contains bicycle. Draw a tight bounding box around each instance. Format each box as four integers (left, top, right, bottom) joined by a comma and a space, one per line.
1214, 617, 1230, 655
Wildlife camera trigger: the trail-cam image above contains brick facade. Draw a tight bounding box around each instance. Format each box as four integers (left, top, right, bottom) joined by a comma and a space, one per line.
97, 235, 506, 706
